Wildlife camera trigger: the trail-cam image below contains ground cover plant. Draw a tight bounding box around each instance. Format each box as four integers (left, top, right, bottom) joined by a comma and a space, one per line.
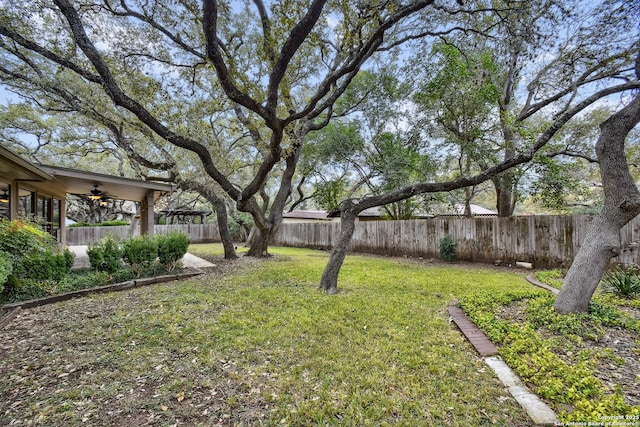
460, 270, 640, 422
0, 245, 536, 426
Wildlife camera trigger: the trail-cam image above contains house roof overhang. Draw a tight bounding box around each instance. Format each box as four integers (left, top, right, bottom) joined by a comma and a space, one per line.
0, 145, 54, 183
0, 145, 174, 202
39, 165, 174, 202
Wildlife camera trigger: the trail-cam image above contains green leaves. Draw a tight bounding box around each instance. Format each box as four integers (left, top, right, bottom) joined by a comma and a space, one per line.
313, 178, 348, 211
156, 231, 190, 272
460, 288, 640, 421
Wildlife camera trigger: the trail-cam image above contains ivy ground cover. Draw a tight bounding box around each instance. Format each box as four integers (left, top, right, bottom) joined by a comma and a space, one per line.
460, 271, 640, 423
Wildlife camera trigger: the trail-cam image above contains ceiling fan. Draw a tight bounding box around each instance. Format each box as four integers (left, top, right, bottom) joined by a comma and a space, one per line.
69, 185, 119, 206
88, 184, 103, 200
85, 185, 115, 206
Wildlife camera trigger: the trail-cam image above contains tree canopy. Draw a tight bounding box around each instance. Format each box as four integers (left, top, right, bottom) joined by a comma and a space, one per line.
0, 0, 459, 255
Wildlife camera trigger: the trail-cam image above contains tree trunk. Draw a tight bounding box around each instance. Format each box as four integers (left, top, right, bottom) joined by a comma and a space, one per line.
319, 209, 357, 295
464, 187, 473, 217
493, 149, 516, 217
177, 180, 238, 260
497, 89, 517, 217
494, 172, 515, 217
246, 226, 271, 257
555, 72, 640, 313
554, 215, 623, 313
210, 197, 238, 260
244, 225, 257, 247
242, 185, 271, 256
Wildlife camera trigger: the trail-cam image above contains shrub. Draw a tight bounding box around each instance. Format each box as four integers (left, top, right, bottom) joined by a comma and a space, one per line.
122, 235, 158, 277
156, 231, 190, 271
0, 219, 71, 295
600, 265, 640, 299
16, 247, 74, 282
100, 220, 130, 226
439, 234, 457, 262
87, 235, 123, 274
63, 248, 75, 270
0, 251, 12, 293
0, 219, 53, 266
67, 221, 92, 228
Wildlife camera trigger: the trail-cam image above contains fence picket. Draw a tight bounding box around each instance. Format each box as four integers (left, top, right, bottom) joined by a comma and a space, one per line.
66, 215, 640, 268
272, 215, 640, 268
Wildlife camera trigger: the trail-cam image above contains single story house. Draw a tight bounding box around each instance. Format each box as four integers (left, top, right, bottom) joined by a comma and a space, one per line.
282, 203, 497, 223
282, 207, 433, 223
0, 145, 173, 245
445, 204, 498, 217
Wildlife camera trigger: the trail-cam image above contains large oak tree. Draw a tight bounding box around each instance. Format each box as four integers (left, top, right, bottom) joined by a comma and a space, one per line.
0, 0, 451, 256
317, 0, 640, 293
555, 53, 640, 314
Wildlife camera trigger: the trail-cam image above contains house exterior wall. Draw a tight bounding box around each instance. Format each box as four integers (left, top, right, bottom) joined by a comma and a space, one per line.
0, 178, 68, 244
1, 147, 171, 246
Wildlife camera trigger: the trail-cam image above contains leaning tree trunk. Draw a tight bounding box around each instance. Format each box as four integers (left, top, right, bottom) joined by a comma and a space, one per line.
181, 180, 238, 260
554, 76, 640, 314
319, 209, 358, 295
210, 197, 238, 260
244, 225, 256, 247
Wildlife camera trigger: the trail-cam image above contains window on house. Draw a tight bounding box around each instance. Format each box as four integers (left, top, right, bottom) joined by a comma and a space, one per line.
0, 183, 9, 220
52, 198, 62, 242
18, 189, 34, 219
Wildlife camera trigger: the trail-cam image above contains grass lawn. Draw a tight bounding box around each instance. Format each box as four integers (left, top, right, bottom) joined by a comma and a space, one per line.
0, 245, 537, 426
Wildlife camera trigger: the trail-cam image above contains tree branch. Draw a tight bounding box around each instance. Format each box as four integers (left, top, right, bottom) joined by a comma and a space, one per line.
286, 0, 436, 124
53, 0, 240, 202
0, 25, 102, 84
343, 81, 640, 214
266, 0, 327, 112
202, 0, 275, 127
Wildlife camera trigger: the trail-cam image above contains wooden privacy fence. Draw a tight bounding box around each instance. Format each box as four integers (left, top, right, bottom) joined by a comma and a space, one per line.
66, 224, 220, 245
272, 215, 640, 268
66, 215, 640, 268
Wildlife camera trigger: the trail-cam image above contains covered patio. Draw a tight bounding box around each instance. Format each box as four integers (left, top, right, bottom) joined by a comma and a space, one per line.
0, 145, 173, 245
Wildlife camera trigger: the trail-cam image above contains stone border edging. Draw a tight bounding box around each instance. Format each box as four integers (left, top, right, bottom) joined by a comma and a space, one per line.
448, 302, 559, 425
1, 270, 203, 321
484, 356, 559, 425
526, 274, 560, 294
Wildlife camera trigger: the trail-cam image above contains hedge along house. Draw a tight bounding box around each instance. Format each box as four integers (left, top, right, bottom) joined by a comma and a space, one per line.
0, 145, 173, 245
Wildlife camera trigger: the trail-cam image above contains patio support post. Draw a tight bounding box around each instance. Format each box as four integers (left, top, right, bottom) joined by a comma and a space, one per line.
60, 197, 67, 245
8, 182, 18, 220
140, 190, 155, 237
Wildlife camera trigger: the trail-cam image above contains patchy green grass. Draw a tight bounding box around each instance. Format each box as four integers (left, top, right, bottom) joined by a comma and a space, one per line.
0, 245, 537, 426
